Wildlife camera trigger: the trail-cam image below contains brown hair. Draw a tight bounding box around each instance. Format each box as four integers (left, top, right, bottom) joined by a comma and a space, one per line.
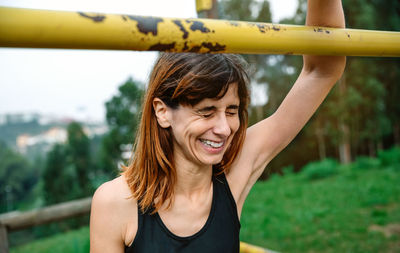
122, 53, 250, 213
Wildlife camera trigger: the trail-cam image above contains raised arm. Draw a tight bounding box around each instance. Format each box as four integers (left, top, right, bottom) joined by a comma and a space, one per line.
253, 0, 346, 165
228, 0, 346, 210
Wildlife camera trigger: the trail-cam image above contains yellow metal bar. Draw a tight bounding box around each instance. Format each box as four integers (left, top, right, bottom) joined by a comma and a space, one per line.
196, 0, 218, 19
196, 0, 213, 12
0, 7, 399, 57
240, 241, 278, 253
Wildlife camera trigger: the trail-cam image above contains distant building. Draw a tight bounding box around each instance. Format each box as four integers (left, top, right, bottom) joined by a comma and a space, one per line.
3, 112, 108, 155
16, 127, 67, 154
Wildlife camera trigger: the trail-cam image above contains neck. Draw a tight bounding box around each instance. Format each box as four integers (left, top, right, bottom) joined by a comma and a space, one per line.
173, 153, 213, 197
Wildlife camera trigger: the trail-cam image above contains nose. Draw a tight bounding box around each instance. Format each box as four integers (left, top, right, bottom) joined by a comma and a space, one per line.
212, 113, 231, 137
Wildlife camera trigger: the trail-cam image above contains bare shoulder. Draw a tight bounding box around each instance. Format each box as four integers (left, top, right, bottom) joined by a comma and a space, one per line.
90, 176, 138, 252
92, 176, 138, 218
93, 175, 133, 205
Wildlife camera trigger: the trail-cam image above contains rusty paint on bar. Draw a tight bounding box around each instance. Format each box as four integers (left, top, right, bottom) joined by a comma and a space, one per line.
0, 7, 399, 57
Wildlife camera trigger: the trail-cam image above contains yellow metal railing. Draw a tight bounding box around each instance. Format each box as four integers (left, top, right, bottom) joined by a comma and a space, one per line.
1, 7, 399, 57
196, 0, 213, 12
240, 241, 278, 253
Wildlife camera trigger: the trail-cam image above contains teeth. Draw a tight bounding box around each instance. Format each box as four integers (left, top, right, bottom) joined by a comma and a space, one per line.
201, 139, 223, 148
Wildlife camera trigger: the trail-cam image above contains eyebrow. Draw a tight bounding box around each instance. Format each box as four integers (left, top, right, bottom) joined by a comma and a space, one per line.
197, 106, 216, 113
196, 104, 239, 113
227, 105, 239, 110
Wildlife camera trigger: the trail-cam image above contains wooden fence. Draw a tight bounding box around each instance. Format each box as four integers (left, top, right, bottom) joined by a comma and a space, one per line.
0, 197, 276, 253
0, 198, 91, 253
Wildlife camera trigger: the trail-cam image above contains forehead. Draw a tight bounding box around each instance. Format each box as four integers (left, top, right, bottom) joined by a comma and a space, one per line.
194, 84, 239, 107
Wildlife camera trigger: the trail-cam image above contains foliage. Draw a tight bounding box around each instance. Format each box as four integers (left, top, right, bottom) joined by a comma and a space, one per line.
268, 0, 399, 170
310, 0, 400, 161
99, 77, 144, 179
39, 122, 93, 241
66, 122, 93, 197
300, 158, 339, 180
43, 144, 73, 204
351, 156, 381, 170
0, 141, 38, 213
10, 227, 89, 253
378, 146, 400, 168
43, 122, 93, 205
349, 146, 400, 171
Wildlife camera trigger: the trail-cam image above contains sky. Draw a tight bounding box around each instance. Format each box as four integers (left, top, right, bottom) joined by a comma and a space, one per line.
0, 0, 297, 122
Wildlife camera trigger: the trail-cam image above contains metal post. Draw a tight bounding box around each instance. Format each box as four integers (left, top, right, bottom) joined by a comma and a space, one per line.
196, 0, 218, 19
0, 225, 9, 253
0, 7, 399, 56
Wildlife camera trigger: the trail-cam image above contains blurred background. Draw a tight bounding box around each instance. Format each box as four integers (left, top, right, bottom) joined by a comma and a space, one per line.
0, 0, 399, 252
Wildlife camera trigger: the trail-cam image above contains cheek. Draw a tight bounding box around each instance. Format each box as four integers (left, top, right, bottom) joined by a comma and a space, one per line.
230, 117, 240, 134
171, 118, 203, 141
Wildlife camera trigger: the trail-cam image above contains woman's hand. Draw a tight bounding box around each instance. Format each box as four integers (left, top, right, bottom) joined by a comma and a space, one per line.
303, 0, 346, 80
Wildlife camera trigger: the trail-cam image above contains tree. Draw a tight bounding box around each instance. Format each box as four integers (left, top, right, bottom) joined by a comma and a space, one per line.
99, 77, 144, 179
43, 122, 93, 204
287, 0, 398, 163
0, 141, 38, 213
66, 122, 93, 197
332, 0, 397, 159
369, 1, 400, 146
43, 144, 79, 204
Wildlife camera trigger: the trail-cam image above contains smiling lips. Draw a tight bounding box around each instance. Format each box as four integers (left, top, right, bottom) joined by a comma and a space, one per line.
199, 138, 224, 149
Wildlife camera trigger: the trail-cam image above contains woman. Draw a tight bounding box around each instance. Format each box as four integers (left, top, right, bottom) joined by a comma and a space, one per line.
90, 0, 346, 252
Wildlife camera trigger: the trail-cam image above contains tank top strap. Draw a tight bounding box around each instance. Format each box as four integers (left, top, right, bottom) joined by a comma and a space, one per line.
213, 172, 241, 229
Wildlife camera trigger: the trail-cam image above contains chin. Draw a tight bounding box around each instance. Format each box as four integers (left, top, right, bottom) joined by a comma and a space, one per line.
200, 155, 224, 166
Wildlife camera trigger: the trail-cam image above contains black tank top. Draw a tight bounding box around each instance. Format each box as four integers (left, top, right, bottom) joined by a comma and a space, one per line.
125, 173, 240, 253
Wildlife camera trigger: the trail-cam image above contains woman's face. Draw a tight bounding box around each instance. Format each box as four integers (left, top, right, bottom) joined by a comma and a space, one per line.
169, 84, 240, 168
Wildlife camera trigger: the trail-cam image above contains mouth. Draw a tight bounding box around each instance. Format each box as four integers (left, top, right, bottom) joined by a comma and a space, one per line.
199, 138, 225, 149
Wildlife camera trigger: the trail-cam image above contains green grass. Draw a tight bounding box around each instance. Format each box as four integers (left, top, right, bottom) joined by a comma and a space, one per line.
11, 150, 400, 253
11, 227, 89, 253
240, 164, 400, 252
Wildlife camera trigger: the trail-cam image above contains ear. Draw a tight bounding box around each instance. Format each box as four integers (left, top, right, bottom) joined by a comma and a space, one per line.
153, 98, 171, 128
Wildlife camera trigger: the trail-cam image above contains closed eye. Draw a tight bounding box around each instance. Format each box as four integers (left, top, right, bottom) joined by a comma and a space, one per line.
226, 107, 239, 116
227, 105, 239, 115
196, 106, 216, 118
226, 111, 237, 116
201, 113, 213, 118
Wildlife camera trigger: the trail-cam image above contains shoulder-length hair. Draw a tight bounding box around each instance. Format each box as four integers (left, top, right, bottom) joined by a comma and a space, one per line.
122, 53, 250, 213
